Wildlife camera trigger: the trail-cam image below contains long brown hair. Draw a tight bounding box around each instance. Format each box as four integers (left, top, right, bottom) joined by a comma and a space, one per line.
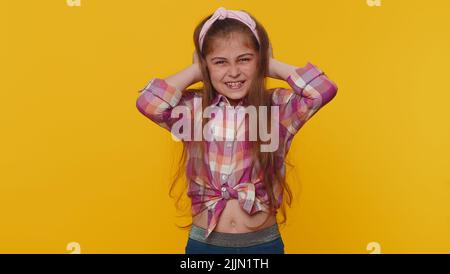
170, 9, 294, 232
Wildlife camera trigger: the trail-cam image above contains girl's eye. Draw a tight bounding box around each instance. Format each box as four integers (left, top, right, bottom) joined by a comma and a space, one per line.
214, 58, 251, 65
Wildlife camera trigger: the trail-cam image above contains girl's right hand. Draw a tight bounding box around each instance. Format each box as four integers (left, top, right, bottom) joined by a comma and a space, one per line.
191, 51, 203, 83
268, 42, 273, 58
193, 50, 200, 64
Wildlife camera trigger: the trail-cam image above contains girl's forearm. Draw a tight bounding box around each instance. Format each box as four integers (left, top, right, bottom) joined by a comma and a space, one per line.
164, 64, 202, 92
268, 58, 297, 81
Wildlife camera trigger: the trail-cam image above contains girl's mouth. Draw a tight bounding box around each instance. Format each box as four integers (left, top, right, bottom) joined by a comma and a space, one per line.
224, 80, 246, 90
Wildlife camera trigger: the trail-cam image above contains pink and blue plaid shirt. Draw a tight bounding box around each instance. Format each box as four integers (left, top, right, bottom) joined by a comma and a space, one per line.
136, 62, 338, 239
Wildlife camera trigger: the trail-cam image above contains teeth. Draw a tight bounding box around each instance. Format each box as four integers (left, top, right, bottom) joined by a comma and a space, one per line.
225, 81, 244, 89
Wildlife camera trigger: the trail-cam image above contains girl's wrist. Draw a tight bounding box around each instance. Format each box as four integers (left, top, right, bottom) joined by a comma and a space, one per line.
270, 58, 297, 81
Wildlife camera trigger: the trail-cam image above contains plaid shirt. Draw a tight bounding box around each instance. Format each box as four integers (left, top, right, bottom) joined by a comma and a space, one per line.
136, 62, 338, 239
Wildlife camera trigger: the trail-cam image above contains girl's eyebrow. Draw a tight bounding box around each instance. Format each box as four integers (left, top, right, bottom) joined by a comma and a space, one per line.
211, 53, 254, 61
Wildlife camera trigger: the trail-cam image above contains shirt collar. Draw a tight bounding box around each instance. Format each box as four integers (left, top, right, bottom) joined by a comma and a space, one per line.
211, 92, 246, 107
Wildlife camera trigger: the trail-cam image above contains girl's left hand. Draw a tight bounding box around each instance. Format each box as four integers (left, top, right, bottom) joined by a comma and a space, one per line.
268, 42, 273, 58
268, 57, 276, 78
267, 42, 278, 78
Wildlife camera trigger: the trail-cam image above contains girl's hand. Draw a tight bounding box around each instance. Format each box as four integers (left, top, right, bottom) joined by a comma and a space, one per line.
191, 51, 203, 83
267, 42, 278, 78
268, 57, 278, 79
268, 57, 297, 81
193, 50, 200, 64
268, 42, 273, 58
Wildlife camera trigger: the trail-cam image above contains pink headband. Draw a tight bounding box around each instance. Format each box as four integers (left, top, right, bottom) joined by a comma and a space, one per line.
198, 7, 260, 51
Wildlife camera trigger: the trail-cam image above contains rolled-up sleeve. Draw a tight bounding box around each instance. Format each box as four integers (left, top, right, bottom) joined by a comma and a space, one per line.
272, 62, 338, 135
136, 78, 191, 132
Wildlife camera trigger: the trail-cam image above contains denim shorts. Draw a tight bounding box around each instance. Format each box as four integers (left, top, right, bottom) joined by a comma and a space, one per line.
185, 223, 285, 254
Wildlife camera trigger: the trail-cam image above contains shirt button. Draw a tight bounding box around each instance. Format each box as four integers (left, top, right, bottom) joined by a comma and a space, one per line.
226, 142, 232, 148
221, 186, 229, 199
221, 174, 227, 180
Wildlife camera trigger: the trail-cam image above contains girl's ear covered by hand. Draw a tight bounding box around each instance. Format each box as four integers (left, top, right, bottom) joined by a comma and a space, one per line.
268, 42, 273, 58
267, 42, 277, 79
191, 50, 203, 83
193, 50, 200, 64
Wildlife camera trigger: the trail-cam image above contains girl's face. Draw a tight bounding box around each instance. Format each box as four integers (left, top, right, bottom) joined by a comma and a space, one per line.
205, 32, 259, 106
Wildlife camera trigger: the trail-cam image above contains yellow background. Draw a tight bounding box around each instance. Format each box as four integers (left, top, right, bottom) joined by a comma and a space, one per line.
1, 0, 449, 254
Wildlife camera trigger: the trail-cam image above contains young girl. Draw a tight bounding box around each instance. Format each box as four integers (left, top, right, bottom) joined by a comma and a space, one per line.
136, 7, 338, 254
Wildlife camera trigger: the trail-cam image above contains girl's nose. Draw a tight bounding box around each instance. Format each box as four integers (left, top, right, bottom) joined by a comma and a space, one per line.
228, 66, 241, 77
